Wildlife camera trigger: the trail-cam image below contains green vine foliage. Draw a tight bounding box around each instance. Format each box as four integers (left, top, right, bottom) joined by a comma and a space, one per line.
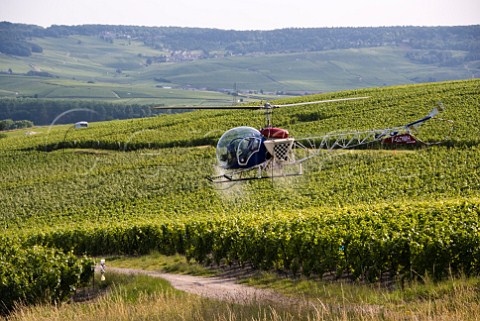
0, 79, 479, 311
0, 237, 93, 315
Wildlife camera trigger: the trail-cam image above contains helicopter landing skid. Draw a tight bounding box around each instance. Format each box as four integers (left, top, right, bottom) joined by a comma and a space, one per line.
207, 161, 303, 184
207, 172, 303, 183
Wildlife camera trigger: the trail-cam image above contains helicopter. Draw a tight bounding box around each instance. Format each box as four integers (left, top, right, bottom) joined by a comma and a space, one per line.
154, 97, 444, 183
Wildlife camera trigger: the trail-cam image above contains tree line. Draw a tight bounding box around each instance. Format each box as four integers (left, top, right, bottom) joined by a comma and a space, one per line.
1, 21, 478, 59
0, 119, 34, 131
0, 98, 165, 126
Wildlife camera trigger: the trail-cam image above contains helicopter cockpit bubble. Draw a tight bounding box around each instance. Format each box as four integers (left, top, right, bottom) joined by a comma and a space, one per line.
216, 126, 266, 169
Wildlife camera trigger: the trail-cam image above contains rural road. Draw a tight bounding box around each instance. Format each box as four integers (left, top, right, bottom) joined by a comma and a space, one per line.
107, 267, 300, 305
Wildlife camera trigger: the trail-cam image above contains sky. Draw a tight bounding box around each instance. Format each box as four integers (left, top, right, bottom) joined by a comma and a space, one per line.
2, 0, 479, 30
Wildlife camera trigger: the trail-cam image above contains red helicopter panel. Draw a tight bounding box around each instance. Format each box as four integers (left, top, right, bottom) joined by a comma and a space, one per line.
260, 127, 289, 139
382, 133, 418, 145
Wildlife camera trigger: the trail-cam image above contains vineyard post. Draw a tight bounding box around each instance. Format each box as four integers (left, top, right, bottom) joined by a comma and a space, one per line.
92, 260, 95, 290
100, 258, 106, 281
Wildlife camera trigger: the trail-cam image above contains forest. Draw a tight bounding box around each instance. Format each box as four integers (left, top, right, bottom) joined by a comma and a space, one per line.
1, 22, 479, 64
0, 98, 164, 126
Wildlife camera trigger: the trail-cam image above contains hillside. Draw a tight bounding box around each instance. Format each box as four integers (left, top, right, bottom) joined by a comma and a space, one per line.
1, 79, 478, 221
2, 23, 479, 58
0, 23, 479, 125
1, 79, 479, 316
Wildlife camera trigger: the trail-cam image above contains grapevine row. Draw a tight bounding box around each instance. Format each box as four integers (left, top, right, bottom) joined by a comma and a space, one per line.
0, 237, 93, 316
23, 199, 479, 282
1, 79, 478, 312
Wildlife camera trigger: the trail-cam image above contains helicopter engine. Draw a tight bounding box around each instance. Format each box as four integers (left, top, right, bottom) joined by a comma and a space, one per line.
260, 127, 289, 139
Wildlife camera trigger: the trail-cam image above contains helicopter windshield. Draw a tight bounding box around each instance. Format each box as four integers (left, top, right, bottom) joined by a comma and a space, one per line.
216, 126, 264, 169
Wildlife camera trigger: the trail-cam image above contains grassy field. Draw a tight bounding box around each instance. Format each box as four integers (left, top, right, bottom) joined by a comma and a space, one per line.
0, 34, 477, 104
6, 254, 480, 321
0, 74, 235, 106
141, 47, 476, 91
1, 79, 479, 319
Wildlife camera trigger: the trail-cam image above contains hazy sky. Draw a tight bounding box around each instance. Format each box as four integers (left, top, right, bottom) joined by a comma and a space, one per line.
2, 0, 479, 30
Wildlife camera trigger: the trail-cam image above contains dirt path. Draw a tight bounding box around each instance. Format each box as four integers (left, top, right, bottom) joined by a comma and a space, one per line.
103, 268, 385, 315
107, 267, 300, 306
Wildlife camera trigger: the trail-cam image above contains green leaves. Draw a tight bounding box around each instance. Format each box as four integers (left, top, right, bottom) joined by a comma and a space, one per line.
0, 79, 479, 311
0, 238, 93, 316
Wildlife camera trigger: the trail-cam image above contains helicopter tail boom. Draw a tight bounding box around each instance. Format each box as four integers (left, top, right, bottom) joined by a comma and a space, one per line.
405, 107, 439, 129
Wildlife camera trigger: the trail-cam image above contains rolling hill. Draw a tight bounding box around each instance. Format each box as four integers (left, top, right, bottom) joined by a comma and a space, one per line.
1, 81, 478, 306
0, 23, 479, 115
1, 36, 477, 94
0, 22, 479, 317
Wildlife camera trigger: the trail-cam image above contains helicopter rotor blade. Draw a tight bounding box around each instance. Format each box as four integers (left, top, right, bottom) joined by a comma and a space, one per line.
152, 96, 369, 110
152, 105, 263, 110
272, 96, 370, 108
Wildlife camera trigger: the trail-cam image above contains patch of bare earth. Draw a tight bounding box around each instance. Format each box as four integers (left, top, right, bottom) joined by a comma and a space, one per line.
107, 267, 302, 306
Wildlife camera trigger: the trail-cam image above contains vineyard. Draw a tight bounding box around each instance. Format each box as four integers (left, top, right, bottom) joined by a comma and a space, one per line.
0, 79, 479, 314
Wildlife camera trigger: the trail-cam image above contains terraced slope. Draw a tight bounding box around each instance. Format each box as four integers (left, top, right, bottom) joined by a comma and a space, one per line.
1, 80, 479, 313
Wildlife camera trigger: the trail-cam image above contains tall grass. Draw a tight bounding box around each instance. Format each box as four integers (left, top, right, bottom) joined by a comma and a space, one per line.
5, 271, 479, 321
5, 273, 299, 321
